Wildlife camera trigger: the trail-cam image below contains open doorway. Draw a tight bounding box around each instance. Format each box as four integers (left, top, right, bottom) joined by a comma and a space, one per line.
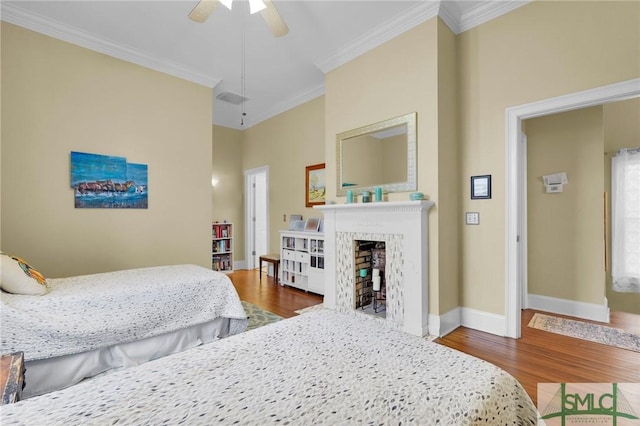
244, 166, 269, 271
505, 78, 640, 338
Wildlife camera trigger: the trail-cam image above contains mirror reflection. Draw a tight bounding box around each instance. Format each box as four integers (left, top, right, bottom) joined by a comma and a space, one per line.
336, 112, 416, 196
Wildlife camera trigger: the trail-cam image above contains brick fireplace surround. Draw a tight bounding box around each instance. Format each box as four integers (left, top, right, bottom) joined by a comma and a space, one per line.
316, 201, 434, 337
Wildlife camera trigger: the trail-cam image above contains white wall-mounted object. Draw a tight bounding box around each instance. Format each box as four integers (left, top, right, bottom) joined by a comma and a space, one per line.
465, 212, 480, 225
543, 172, 568, 193
545, 184, 563, 193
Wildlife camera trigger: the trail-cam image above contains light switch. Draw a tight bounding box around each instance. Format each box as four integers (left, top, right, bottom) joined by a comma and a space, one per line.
465, 212, 480, 225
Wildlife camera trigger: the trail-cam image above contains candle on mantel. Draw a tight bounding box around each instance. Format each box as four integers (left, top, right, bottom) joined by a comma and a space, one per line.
346, 190, 354, 204
372, 268, 380, 277
373, 275, 381, 292
375, 187, 383, 202
359, 268, 367, 278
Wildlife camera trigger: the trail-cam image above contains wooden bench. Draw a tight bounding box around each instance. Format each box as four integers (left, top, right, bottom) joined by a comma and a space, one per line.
259, 254, 280, 283
1, 352, 25, 405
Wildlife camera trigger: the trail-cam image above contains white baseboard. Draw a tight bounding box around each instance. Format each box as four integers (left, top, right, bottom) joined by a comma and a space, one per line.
429, 306, 505, 337
428, 314, 442, 337
429, 307, 461, 337
428, 296, 609, 339
233, 260, 248, 271
460, 307, 506, 336
528, 294, 610, 323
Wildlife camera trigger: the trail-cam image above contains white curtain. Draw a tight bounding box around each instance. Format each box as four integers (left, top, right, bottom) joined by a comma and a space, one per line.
611, 148, 640, 293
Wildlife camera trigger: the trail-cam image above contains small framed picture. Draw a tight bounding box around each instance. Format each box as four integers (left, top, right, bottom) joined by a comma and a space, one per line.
304, 217, 321, 232
471, 175, 491, 199
305, 163, 326, 207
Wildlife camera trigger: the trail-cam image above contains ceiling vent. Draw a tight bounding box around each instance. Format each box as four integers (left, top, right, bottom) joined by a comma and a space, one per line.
216, 91, 248, 105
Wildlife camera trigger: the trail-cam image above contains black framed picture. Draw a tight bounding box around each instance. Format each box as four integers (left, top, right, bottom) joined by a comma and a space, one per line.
471, 175, 491, 199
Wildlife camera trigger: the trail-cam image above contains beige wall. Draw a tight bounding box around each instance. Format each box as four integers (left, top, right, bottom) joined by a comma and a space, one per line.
526, 106, 605, 305
243, 96, 325, 254
212, 125, 245, 261
326, 18, 444, 313
1, 23, 213, 278
603, 98, 640, 313
457, 0, 640, 315
436, 19, 459, 314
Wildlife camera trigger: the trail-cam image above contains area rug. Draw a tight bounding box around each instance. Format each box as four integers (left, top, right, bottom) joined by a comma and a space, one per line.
528, 312, 640, 352
294, 303, 324, 315
241, 301, 283, 331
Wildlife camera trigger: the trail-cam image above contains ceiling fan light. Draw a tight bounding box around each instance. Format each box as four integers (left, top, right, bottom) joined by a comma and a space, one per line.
219, 0, 233, 10
249, 0, 266, 14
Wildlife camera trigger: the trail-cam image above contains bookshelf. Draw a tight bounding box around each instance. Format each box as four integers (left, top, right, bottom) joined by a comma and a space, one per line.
212, 223, 233, 273
279, 230, 324, 295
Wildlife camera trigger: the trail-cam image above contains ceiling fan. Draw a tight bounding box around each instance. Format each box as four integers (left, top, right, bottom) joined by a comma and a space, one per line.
189, 0, 289, 37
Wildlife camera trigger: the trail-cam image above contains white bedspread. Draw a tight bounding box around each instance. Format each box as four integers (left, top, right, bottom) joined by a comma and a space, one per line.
0, 264, 247, 361
0, 310, 538, 425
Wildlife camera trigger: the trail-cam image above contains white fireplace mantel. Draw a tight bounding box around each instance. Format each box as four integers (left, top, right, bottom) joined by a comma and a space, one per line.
316, 200, 434, 337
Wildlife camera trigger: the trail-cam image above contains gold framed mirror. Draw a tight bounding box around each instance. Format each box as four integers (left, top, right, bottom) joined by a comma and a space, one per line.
336, 112, 417, 196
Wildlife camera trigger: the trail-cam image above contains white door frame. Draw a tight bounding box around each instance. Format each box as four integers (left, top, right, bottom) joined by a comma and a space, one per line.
518, 131, 528, 310
244, 165, 269, 270
504, 78, 640, 338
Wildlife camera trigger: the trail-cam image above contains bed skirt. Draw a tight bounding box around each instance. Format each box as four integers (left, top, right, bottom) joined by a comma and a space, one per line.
23, 317, 229, 398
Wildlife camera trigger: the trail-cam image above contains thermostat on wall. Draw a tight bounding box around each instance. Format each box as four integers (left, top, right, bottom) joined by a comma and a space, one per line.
543, 172, 568, 193
465, 212, 480, 225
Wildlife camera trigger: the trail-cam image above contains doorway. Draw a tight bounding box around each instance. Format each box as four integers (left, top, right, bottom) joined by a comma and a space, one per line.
244, 166, 269, 271
505, 78, 640, 338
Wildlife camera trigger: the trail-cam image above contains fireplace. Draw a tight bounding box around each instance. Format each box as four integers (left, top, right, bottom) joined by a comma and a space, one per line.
316, 200, 434, 337
354, 240, 386, 316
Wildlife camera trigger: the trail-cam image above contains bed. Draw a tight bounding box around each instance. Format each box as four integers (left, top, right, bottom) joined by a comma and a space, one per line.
0, 309, 538, 425
0, 263, 248, 398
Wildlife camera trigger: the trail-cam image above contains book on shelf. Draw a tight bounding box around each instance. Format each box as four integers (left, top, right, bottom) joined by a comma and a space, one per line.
212, 223, 232, 239
212, 240, 231, 253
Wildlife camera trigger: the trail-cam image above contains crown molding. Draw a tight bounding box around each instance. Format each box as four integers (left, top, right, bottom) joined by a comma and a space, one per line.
316, 1, 440, 74
316, 0, 530, 74
457, 0, 532, 34
2, 0, 531, 129
0, 2, 220, 88
438, 0, 464, 34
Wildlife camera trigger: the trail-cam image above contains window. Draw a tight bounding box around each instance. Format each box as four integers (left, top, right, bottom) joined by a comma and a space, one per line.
611, 148, 640, 293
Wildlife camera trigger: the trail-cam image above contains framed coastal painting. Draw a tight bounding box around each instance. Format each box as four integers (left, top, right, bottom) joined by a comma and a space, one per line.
70, 151, 148, 209
305, 163, 326, 207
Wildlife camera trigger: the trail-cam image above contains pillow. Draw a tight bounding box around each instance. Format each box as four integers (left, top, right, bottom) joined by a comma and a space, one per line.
0, 253, 49, 295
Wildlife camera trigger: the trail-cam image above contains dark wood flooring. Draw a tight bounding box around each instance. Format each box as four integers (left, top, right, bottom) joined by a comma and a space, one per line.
228, 269, 640, 406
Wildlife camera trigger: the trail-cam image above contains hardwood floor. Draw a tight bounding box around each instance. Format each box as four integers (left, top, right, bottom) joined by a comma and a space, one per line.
228, 269, 640, 406
229, 269, 322, 318
436, 309, 640, 406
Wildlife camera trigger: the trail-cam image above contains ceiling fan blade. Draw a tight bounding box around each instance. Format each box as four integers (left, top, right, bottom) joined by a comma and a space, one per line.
260, 0, 289, 37
188, 0, 219, 23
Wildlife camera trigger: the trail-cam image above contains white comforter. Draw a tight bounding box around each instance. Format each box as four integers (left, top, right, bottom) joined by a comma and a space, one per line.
0, 310, 538, 425
0, 264, 248, 361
